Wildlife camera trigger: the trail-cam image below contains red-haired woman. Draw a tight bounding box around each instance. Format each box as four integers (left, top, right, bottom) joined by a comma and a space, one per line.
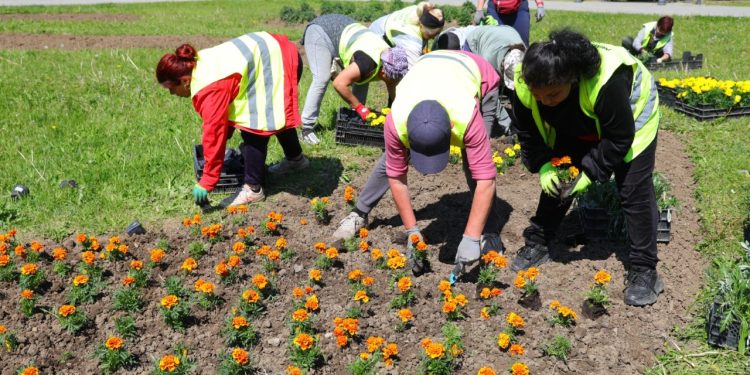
622, 16, 675, 63
157, 32, 309, 207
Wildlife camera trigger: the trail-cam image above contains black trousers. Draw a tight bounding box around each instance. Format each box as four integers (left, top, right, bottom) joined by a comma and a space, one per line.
239, 128, 302, 187
523, 138, 659, 269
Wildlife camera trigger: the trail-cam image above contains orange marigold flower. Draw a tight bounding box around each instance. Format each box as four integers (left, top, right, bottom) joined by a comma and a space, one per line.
227, 255, 241, 268
192, 214, 201, 224
275, 236, 287, 249
454, 294, 468, 307
526, 267, 539, 280
252, 274, 268, 289
482, 250, 499, 263
325, 247, 339, 260
549, 300, 561, 310
478, 367, 497, 375
386, 248, 401, 258
299, 218, 308, 225
0, 325, 6, 334
450, 343, 463, 357
348, 269, 363, 281
150, 248, 165, 263
292, 309, 309, 322
366, 336, 385, 353
569, 166, 580, 179
182, 218, 192, 227
81, 251, 95, 265
358, 228, 369, 239
20, 367, 39, 375
594, 270, 612, 285
383, 343, 398, 359
59, 304, 76, 317
181, 257, 197, 272
72, 274, 89, 286
232, 316, 249, 329
370, 248, 383, 260
354, 290, 369, 303
358, 241, 370, 252
267, 250, 281, 262
286, 365, 302, 375
122, 276, 135, 286
497, 333, 510, 349
117, 244, 129, 254
242, 289, 260, 303
397, 277, 412, 293
344, 186, 355, 203
294, 333, 314, 351
493, 254, 508, 268
52, 247, 67, 260
232, 242, 246, 254
0, 254, 9, 267
420, 338, 433, 349
227, 206, 238, 215
105, 336, 124, 350
231, 348, 250, 365
108, 236, 120, 245
309, 268, 322, 281
509, 343, 525, 356
292, 287, 304, 298
7, 229, 16, 237
20, 263, 37, 276
415, 241, 428, 252
387, 255, 406, 269
159, 354, 181, 372
362, 276, 375, 286
491, 288, 502, 297
442, 301, 457, 314
20, 289, 34, 299
161, 295, 179, 309
90, 238, 100, 251
438, 280, 452, 292
336, 335, 349, 347
513, 273, 526, 289
480, 288, 492, 299
256, 245, 271, 257
130, 260, 143, 270
305, 295, 319, 311
425, 342, 445, 359
398, 308, 413, 322
313, 242, 326, 253
215, 261, 229, 277
511, 362, 530, 375
558, 306, 577, 320
480, 307, 490, 320
30, 241, 44, 252
506, 312, 525, 329
14, 245, 26, 258
198, 281, 215, 294
76, 233, 87, 243
265, 221, 277, 232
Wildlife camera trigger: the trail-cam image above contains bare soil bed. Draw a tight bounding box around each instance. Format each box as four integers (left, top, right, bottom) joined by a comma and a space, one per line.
0, 130, 704, 374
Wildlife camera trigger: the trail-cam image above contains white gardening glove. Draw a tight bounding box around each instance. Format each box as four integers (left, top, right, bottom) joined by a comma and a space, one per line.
473, 9, 485, 25
454, 235, 480, 274
536, 7, 545, 22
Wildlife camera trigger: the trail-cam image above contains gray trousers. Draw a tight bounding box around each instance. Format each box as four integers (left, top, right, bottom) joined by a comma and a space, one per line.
356, 123, 503, 236
301, 24, 369, 131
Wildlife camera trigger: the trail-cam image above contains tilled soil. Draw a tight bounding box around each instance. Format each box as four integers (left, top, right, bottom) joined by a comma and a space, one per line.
0, 130, 705, 374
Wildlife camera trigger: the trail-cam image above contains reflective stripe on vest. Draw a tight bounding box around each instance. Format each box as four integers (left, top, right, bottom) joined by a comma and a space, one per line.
190, 32, 286, 132
514, 43, 659, 162
384, 5, 423, 46
339, 23, 389, 85
641, 21, 672, 52
393, 51, 482, 149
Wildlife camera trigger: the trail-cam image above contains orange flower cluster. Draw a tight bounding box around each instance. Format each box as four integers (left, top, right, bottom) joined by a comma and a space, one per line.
549, 300, 578, 321
231, 316, 249, 329
364, 337, 399, 366
397, 308, 413, 323
201, 223, 223, 239
181, 214, 202, 227
594, 270, 612, 285
159, 354, 181, 372
105, 336, 124, 350
409, 233, 428, 253
305, 295, 319, 311
52, 247, 67, 261
333, 317, 359, 347
81, 251, 96, 265
386, 248, 407, 270
506, 312, 525, 329
263, 211, 283, 233
550, 155, 572, 167
478, 368, 497, 375
421, 338, 445, 359
293, 333, 314, 351
72, 274, 89, 286
479, 287, 503, 300
58, 304, 76, 317
105, 236, 128, 255
20, 263, 37, 276
181, 257, 197, 272
397, 276, 412, 293
252, 274, 269, 289
194, 279, 215, 294
150, 248, 166, 263
442, 292, 468, 315
511, 362, 530, 375
161, 295, 179, 309
344, 186, 355, 204
481, 250, 508, 268
497, 332, 511, 349
231, 347, 250, 365
20, 367, 39, 375
242, 289, 260, 304
236, 226, 255, 239
20, 289, 34, 299
227, 204, 248, 214
75, 233, 101, 251
130, 260, 144, 270
348, 269, 363, 282
275, 236, 288, 250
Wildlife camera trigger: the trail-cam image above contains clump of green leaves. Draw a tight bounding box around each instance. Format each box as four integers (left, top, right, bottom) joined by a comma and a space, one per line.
188, 241, 206, 259
115, 315, 137, 339
542, 335, 572, 364
113, 286, 143, 313
279, 2, 316, 24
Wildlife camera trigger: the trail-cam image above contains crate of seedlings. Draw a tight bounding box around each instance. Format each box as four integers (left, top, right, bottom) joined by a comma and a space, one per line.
656, 83, 678, 108
657, 76, 750, 121
576, 179, 627, 242
192, 144, 245, 194
334, 107, 385, 149
645, 51, 703, 71
653, 172, 678, 244
706, 258, 750, 352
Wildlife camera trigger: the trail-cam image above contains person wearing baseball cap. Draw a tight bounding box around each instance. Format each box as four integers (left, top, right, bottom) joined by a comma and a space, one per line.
384, 49, 503, 281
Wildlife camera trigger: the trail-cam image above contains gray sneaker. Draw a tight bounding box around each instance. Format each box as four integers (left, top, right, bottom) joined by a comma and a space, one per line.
227, 184, 265, 206
301, 129, 321, 145
268, 156, 310, 175
332, 212, 367, 240
480, 233, 505, 255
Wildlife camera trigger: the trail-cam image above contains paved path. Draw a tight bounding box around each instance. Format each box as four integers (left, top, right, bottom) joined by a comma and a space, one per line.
0, 0, 195, 5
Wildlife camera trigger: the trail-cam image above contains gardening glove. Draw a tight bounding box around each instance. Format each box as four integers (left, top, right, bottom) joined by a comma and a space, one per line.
405, 226, 426, 275
535, 7, 545, 22
473, 9, 485, 25
538, 162, 561, 197
656, 57, 664, 63
192, 183, 209, 206
560, 172, 592, 200
354, 103, 372, 121
450, 235, 480, 284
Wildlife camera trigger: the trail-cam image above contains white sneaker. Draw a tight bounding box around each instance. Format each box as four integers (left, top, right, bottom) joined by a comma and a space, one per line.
480, 233, 505, 255
268, 156, 310, 175
227, 184, 265, 206
333, 212, 367, 240
301, 129, 321, 145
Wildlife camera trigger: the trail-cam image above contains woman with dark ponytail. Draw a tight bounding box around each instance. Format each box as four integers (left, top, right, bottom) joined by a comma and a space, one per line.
156, 32, 309, 208
509, 29, 663, 307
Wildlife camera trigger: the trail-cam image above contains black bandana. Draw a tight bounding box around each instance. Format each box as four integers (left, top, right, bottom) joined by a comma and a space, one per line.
419, 10, 444, 29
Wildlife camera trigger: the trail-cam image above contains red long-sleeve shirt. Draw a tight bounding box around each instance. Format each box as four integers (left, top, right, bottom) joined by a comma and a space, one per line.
192, 34, 301, 190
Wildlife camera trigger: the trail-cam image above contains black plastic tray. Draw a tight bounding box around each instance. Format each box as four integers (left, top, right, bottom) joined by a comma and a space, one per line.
674, 102, 750, 121
334, 107, 385, 149
656, 84, 677, 108
657, 207, 672, 244
707, 299, 749, 351
192, 144, 245, 194
646, 51, 703, 71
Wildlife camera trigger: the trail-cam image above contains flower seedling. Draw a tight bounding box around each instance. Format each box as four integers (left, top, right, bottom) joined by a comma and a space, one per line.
19, 263, 45, 291
542, 335, 572, 364
68, 274, 99, 305
344, 186, 356, 210
478, 287, 503, 320
390, 276, 416, 310
310, 197, 331, 224
289, 333, 321, 371
514, 267, 541, 310
0, 325, 19, 352
19, 289, 36, 317
115, 315, 137, 339
395, 308, 414, 332
152, 343, 196, 375
583, 270, 611, 319
112, 282, 143, 313
56, 304, 88, 333
261, 211, 283, 236
51, 247, 72, 277
332, 317, 360, 349
93, 336, 136, 374
223, 316, 258, 349
194, 279, 223, 310
548, 300, 577, 327
160, 294, 190, 332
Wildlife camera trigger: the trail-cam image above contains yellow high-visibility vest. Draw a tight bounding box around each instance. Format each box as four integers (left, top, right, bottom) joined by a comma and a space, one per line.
641, 21, 673, 53
339, 23, 389, 85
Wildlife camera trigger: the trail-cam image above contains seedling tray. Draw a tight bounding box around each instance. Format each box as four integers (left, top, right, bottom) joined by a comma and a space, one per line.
707, 298, 749, 351
192, 144, 244, 194
335, 107, 385, 149
645, 51, 703, 71
578, 206, 611, 241
656, 84, 677, 108
674, 102, 750, 121
657, 207, 672, 244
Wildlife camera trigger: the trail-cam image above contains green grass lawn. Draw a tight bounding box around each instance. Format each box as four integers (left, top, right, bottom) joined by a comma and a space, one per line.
1, 1, 750, 372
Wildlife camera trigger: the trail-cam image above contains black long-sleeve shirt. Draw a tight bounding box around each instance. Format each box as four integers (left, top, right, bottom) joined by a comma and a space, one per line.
511, 65, 635, 183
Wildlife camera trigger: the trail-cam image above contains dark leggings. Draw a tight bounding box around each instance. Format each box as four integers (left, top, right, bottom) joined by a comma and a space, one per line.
487, 0, 531, 46
240, 128, 302, 187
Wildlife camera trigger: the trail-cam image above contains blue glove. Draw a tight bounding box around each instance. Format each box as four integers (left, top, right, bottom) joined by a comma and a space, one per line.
192, 183, 209, 205
536, 7, 545, 22
560, 172, 592, 200
539, 162, 560, 197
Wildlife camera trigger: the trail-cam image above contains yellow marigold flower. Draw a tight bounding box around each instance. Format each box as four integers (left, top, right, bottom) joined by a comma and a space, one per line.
20, 263, 37, 276
52, 247, 67, 260
569, 166, 580, 179
20, 367, 39, 375
309, 268, 322, 281
450, 343, 463, 357
232, 316, 249, 329
478, 367, 497, 375
181, 257, 197, 272
105, 336, 124, 350
293, 333, 314, 351
513, 143, 521, 151
511, 362, 530, 375
275, 236, 287, 249
232, 242, 246, 254
387, 255, 406, 269
550, 300, 561, 309
325, 247, 339, 260
480, 288, 492, 299
20, 289, 34, 299
130, 260, 143, 270
72, 274, 89, 286
231, 348, 250, 365
397, 277, 412, 293
359, 352, 370, 360
292, 309, 309, 322
526, 267, 539, 280
594, 270, 612, 285
117, 244, 129, 254
159, 354, 180, 372
386, 248, 401, 258
286, 365, 302, 375
150, 249, 165, 263
305, 295, 319, 311
480, 307, 490, 320
366, 336, 385, 353
497, 333, 510, 349
252, 274, 268, 289
371, 248, 383, 260
354, 290, 369, 303
425, 342, 445, 359
384, 358, 394, 367
506, 312, 525, 329
558, 306, 577, 320
161, 295, 179, 309
454, 293, 468, 307
59, 304, 76, 317
242, 289, 260, 303
398, 308, 413, 322
509, 343, 525, 356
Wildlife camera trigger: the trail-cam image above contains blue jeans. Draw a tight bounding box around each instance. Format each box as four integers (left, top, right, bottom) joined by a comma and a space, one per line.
487, 0, 531, 46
